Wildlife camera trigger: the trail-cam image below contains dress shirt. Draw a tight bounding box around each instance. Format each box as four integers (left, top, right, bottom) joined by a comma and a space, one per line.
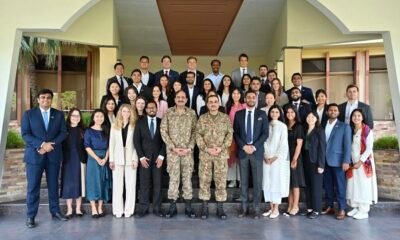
187, 85, 194, 108
163, 69, 170, 76
317, 106, 325, 124
117, 75, 129, 90
39, 107, 50, 124
292, 100, 301, 110
345, 100, 358, 124
134, 82, 143, 93
325, 118, 337, 142
141, 71, 150, 85
241, 68, 247, 77
206, 72, 224, 90
140, 116, 164, 161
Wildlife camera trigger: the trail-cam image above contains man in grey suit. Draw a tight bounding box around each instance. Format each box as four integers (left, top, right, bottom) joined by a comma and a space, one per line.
231, 53, 256, 88
338, 84, 374, 129
321, 103, 352, 220
250, 77, 266, 109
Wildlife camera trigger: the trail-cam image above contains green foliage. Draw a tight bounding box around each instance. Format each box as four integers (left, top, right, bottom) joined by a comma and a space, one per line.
374, 136, 399, 150
81, 111, 92, 128
61, 91, 77, 110
6, 130, 25, 149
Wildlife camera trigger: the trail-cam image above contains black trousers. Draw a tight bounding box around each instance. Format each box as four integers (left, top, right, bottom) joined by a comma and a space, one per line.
239, 154, 263, 212
138, 157, 163, 212
303, 151, 323, 213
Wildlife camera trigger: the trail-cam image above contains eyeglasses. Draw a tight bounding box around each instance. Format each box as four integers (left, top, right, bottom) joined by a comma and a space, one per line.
71, 114, 81, 118
39, 96, 52, 100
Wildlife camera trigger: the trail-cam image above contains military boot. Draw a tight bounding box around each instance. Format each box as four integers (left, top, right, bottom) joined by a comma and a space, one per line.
200, 201, 208, 220
217, 202, 227, 220
165, 200, 177, 219
185, 200, 196, 218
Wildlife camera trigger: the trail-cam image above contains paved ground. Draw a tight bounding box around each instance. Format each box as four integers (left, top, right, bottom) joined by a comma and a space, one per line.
0, 207, 399, 240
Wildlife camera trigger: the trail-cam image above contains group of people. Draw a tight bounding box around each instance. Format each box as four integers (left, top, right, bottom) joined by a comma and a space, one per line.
21, 53, 378, 229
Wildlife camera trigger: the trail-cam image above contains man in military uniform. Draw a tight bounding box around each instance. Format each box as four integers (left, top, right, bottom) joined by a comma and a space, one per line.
196, 95, 233, 220
160, 90, 197, 219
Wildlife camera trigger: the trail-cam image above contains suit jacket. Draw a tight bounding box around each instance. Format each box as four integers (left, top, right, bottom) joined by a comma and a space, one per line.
260, 80, 272, 93
106, 76, 133, 96
283, 102, 312, 123
133, 84, 153, 101
312, 104, 329, 126
256, 91, 266, 109
109, 125, 138, 165
286, 86, 316, 107
155, 69, 180, 86
179, 70, 205, 88
134, 117, 166, 161
21, 107, 67, 165
142, 72, 156, 88
324, 120, 352, 167
305, 127, 326, 169
233, 109, 269, 160
183, 85, 200, 113
231, 68, 256, 88
338, 101, 374, 129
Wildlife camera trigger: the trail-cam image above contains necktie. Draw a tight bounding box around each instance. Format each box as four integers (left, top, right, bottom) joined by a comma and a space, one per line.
43, 111, 49, 131
150, 118, 155, 139
246, 111, 252, 144
294, 102, 299, 110
119, 76, 124, 90
165, 70, 169, 77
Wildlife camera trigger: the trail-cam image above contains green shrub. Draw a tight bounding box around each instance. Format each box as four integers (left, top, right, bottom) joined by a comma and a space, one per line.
374, 136, 399, 150
81, 111, 92, 128
6, 130, 25, 149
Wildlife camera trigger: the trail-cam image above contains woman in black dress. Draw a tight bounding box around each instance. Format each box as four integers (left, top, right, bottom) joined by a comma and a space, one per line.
60, 108, 86, 218
283, 105, 306, 216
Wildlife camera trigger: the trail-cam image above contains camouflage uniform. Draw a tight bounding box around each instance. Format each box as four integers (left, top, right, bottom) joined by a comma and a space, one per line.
196, 112, 233, 201
160, 106, 197, 200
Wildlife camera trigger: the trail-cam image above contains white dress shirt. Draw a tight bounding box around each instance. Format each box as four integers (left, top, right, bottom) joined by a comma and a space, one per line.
292, 100, 301, 110
241, 68, 247, 77
134, 82, 143, 93
317, 106, 325, 124
187, 85, 194, 108
117, 75, 129, 90
139, 116, 164, 161
325, 118, 337, 143
345, 100, 358, 124
141, 71, 150, 85
206, 72, 224, 90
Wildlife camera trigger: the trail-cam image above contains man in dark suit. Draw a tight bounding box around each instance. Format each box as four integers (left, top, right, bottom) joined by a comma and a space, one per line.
179, 56, 204, 88
154, 55, 179, 86
234, 90, 269, 219
139, 56, 156, 87
106, 62, 133, 96
134, 100, 166, 218
250, 77, 266, 109
338, 84, 374, 129
283, 87, 312, 123
285, 72, 316, 107
21, 89, 68, 228
258, 65, 270, 93
131, 69, 152, 101
321, 103, 352, 220
231, 53, 256, 88
183, 71, 200, 114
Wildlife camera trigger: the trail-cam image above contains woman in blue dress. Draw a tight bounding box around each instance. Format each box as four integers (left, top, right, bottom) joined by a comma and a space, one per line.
60, 108, 86, 218
84, 109, 111, 218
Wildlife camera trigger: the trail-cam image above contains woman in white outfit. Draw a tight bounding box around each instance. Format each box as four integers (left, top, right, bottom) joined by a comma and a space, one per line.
262, 105, 290, 219
109, 104, 139, 218
346, 108, 378, 220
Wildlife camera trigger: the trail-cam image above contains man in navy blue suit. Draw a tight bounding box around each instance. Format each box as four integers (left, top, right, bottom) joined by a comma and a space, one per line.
321, 103, 352, 220
233, 90, 269, 219
154, 55, 180, 86
286, 73, 316, 107
21, 89, 68, 228
283, 87, 312, 123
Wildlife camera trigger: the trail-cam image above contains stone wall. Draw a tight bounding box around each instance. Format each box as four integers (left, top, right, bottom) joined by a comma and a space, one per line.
373, 120, 397, 139
375, 149, 400, 200
0, 149, 26, 203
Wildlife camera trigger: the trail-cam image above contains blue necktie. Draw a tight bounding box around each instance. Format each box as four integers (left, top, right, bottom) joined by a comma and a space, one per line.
150, 118, 155, 139
246, 111, 252, 144
43, 111, 49, 131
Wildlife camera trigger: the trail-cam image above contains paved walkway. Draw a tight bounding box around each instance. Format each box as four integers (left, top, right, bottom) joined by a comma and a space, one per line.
0, 207, 398, 240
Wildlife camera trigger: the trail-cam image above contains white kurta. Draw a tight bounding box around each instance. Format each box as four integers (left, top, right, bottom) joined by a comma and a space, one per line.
347, 129, 378, 206
263, 120, 290, 203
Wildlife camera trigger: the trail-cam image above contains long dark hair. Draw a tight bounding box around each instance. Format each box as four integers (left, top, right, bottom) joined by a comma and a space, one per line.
66, 107, 85, 138
349, 108, 367, 133
200, 79, 216, 100
106, 80, 122, 97
152, 84, 165, 101
268, 105, 285, 123
89, 109, 109, 138
240, 74, 252, 91
304, 111, 321, 131
284, 105, 301, 124
124, 85, 139, 103
217, 75, 234, 96
226, 87, 245, 115
101, 95, 118, 115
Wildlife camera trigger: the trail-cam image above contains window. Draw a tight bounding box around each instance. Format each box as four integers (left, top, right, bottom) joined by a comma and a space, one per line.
369, 55, 391, 120
302, 59, 326, 73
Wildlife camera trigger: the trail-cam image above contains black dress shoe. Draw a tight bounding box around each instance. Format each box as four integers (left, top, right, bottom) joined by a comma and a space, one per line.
307, 211, 320, 219
92, 214, 99, 219
52, 212, 68, 221
75, 212, 84, 217
153, 210, 164, 217
237, 208, 247, 218
26, 217, 36, 228
135, 210, 148, 218
98, 212, 105, 218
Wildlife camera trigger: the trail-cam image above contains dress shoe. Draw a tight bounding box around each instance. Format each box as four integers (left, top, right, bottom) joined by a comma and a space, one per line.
26, 217, 36, 228
227, 181, 237, 188
237, 208, 248, 218
321, 207, 335, 215
52, 212, 68, 221
75, 212, 84, 217
134, 210, 148, 218
200, 201, 209, 220
269, 211, 280, 219
299, 209, 312, 216
153, 210, 164, 218
336, 210, 346, 220
184, 200, 196, 218
165, 200, 177, 219
216, 202, 227, 220
92, 213, 99, 218
98, 212, 105, 218
307, 211, 319, 219
353, 211, 368, 220
124, 214, 132, 218
347, 208, 359, 217
115, 214, 123, 218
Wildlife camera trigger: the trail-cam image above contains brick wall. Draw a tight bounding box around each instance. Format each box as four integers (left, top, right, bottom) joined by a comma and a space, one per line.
0, 149, 26, 203
373, 120, 397, 139
375, 149, 400, 200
